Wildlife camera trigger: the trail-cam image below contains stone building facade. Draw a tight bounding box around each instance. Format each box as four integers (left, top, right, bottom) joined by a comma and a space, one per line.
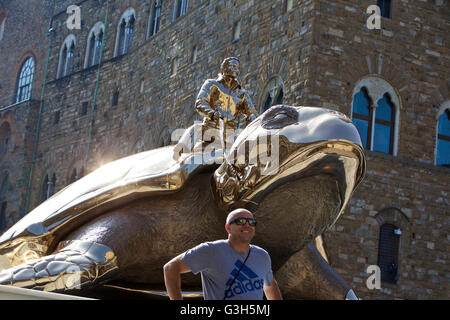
0, 0, 448, 299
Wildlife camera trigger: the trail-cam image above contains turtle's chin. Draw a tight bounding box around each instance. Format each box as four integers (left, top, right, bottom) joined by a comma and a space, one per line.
252, 174, 342, 266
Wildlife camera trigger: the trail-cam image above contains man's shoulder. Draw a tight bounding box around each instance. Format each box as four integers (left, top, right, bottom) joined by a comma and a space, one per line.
182, 240, 226, 261
250, 244, 271, 258
195, 239, 227, 249
207, 239, 228, 247
201, 78, 219, 87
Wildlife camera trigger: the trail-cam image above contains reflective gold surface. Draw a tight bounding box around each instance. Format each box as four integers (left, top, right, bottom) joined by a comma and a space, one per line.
0, 104, 365, 299
196, 57, 257, 131
0, 147, 205, 269
213, 105, 365, 218
0, 240, 117, 293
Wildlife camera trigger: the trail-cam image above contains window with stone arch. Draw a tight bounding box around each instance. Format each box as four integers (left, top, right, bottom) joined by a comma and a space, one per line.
377, 0, 392, 18
259, 76, 284, 113
68, 166, 84, 184
58, 34, 76, 78
378, 223, 400, 283
41, 173, 56, 202
147, 0, 162, 39
173, 0, 188, 21
15, 57, 35, 103
85, 22, 105, 68
0, 14, 6, 42
0, 173, 8, 233
0, 122, 11, 163
374, 207, 409, 285
436, 101, 450, 167
351, 77, 400, 155
115, 9, 136, 57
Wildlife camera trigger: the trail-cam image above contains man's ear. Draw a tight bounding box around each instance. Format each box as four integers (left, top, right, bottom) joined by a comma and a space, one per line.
225, 223, 231, 233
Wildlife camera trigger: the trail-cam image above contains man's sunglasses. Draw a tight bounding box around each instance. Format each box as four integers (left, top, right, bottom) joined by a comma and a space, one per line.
229, 217, 257, 227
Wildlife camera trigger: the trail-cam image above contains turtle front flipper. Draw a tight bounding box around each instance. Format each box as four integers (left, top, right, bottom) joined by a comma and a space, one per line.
275, 242, 357, 300
0, 240, 118, 293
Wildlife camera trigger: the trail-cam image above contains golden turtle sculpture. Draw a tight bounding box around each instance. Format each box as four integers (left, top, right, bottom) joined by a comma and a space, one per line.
0, 105, 365, 299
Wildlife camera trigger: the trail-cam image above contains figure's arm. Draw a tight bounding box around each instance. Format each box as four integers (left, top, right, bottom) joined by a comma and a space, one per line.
240, 89, 258, 123
163, 254, 191, 300
263, 278, 283, 300
195, 80, 221, 121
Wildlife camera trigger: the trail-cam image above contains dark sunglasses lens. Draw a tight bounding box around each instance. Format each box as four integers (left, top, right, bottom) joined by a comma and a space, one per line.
233, 218, 257, 226
234, 218, 247, 225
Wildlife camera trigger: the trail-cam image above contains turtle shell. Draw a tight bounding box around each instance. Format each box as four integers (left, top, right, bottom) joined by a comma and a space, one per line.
0, 145, 207, 250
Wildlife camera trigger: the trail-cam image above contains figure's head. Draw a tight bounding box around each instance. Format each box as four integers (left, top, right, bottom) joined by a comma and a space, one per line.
225, 208, 256, 243
220, 57, 240, 78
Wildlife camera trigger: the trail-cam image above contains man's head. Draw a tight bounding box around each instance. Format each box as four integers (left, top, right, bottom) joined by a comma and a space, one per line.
220, 57, 240, 78
225, 208, 256, 243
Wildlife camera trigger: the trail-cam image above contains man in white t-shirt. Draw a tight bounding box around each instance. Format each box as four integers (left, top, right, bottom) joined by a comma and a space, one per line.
163, 208, 282, 300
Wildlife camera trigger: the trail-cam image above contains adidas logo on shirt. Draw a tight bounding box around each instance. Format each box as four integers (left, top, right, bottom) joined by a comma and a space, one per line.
224, 259, 264, 299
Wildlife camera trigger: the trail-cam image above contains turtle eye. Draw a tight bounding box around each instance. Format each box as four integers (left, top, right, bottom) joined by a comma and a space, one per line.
273, 113, 288, 121
261, 105, 298, 129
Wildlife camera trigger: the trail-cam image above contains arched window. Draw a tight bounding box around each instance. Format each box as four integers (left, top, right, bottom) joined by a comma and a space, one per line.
41, 174, 49, 201
0, 16, 6, 42
50, 173, 56, 196
118, 19, 126, 55
41, 173, 56, 202
69, 168, 78, 184
147, 0, 162, 38
0, 174, 8, 233
436, 105, 450, 167
85, 22, 105, 68
125, 15, 135, 53
59, 46, 67, 78
377, 0, 392, 18
352, 88, 372, 149
0, 122, 11, 162
94, 30, 103, 65
58, 35, 76, 78
260, 76, 284, 112
15, 57, 34, 103
373, 94, 395, 154
233, 21, 241, 41
87, 34, 95, 66
66, 43, 75, 74
0, 201, 6, 233
158, 127, 171, 147
173, 0, 188, 21
351, 77, 400, 155
115, 9, 136, 57
377, 224, 400, 283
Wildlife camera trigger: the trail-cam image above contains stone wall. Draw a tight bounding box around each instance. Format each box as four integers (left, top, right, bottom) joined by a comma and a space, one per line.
0, 0, 53, 226
311, 0, 449, 300
326, 151, 448, 299
0, 100, 39, 227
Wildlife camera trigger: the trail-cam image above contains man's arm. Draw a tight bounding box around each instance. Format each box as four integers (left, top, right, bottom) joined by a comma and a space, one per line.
240, 89, 258, 123
195, 79, 219, 120
263, 278, 283, 300
163, 254, 191, 300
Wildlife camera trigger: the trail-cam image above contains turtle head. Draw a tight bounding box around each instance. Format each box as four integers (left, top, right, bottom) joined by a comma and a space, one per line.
212, 105, 366, 231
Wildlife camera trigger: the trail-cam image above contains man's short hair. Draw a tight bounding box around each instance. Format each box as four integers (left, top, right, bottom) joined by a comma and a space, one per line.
220, 57, 240, 72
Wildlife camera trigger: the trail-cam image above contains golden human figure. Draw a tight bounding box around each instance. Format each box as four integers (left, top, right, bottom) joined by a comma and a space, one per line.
195, 57, 258, 132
